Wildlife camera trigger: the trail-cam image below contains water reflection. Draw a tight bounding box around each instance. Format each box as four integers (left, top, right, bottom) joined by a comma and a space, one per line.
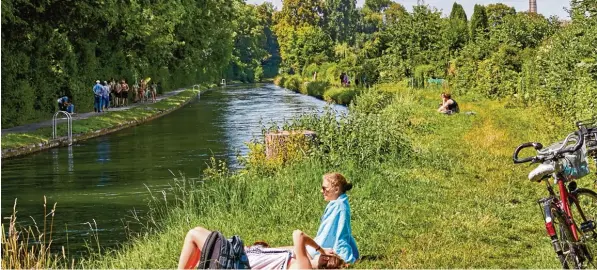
68, 145, 74, 173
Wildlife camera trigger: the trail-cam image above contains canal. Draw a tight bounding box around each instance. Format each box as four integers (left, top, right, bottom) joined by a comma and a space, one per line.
1, 84, 347, 256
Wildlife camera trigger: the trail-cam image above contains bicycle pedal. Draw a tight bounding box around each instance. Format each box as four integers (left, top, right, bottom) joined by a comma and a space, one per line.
581, 220, 596, 233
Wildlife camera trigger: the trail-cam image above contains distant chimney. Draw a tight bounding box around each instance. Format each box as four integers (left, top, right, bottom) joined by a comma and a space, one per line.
529, 0, 537, 13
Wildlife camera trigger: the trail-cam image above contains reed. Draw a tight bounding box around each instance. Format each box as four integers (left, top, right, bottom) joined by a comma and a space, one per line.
1, 197, 66, 269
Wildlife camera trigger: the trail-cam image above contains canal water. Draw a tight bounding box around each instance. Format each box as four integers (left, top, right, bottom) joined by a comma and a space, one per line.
1, 84, 347, 256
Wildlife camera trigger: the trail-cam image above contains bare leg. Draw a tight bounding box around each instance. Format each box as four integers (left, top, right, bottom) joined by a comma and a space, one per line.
291, 230, 315, 269
178, 226, 212, 270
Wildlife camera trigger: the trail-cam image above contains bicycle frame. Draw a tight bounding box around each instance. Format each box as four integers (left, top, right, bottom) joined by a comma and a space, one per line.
541, 177, 580, 241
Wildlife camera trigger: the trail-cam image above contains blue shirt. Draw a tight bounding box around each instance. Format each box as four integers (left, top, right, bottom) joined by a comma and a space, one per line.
308, 194, 359, 263
102, 85, 110, 98
93, 83, 103, 96
57, 96, 68, 104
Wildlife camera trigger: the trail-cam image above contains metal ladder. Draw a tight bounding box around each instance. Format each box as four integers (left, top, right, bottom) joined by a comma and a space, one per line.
52, 111, 73, 145
193, 84, 201, 98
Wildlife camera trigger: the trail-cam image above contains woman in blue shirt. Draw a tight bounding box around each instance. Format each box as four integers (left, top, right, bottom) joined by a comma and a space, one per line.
308, 172, 359, 264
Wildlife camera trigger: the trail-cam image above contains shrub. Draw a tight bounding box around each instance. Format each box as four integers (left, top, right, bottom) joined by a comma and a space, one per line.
323, 87, 359, 105
304, 81, 329, 98
274, 75, 286, 87
283, 75, 302, 92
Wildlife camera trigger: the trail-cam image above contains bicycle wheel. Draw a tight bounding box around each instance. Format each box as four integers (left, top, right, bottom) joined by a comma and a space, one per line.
550, 203, 581, 269
570, 188, 597, 267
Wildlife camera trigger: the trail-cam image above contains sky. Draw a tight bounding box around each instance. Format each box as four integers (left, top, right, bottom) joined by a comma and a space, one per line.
245, 0, 571, 19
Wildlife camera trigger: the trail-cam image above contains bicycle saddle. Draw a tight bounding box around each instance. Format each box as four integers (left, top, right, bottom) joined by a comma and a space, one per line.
529, 163, 555, 182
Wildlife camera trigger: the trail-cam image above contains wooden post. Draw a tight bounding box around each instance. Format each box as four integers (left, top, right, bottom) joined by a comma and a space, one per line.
265, 130, 317, 161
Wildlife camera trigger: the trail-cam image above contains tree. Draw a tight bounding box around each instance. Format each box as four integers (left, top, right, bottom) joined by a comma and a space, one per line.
470, 4, 488, 41
446, 2, 469, 54
486, 3, 516, 28
323, 0, 358, 44
364, 0, 392, 13
449, 2, 467, 22
275, 0, 323, 28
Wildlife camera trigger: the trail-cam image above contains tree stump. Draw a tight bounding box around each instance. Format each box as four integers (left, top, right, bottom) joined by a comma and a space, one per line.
265, 130, 317, 161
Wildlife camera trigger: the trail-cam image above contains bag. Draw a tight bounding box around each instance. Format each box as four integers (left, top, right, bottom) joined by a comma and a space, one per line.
559, 143, 590, 181
197, 231, 250, 269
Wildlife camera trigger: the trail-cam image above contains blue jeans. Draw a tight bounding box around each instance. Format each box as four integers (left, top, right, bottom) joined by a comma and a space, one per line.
95, 96, 103, 112
103, 96, 109, 109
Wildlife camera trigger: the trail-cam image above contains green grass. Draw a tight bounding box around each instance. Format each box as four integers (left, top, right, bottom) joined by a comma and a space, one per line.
7, 82, 595, 268
77, 83, 596, 268
1, 89, 199, 150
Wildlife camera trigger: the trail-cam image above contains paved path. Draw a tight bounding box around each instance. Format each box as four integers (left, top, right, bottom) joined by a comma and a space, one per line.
1, 89, 188, 134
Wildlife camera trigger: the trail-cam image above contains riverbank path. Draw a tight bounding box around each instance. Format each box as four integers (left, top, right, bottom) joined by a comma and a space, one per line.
1, 89, 188, 134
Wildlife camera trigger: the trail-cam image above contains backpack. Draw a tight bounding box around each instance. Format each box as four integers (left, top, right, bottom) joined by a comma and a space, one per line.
197, 231, 250, 269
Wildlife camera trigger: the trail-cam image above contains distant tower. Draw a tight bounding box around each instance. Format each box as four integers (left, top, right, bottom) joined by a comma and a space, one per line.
529, 0, 537, 13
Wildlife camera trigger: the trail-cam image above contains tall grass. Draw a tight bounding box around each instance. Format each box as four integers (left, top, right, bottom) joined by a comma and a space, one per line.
1, 197, 72, 269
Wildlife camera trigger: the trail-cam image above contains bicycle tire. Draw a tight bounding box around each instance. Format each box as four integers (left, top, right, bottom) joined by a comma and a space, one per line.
569, 188, 597, 268
550, 203, 581, 269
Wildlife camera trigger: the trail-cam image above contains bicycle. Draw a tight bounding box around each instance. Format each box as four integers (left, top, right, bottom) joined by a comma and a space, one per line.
513, 117, 597, 268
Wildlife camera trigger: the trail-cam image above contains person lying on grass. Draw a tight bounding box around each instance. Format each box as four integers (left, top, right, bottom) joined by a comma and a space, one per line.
177, 226, 347, 269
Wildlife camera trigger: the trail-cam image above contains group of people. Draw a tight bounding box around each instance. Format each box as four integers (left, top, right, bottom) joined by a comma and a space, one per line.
92, 78, 158, 113
177, 172, 359, 269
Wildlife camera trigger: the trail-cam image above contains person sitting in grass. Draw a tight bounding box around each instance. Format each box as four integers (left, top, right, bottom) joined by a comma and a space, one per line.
177, 227, 346, 269
438, 92, 459, 115
309, 172, 359, 264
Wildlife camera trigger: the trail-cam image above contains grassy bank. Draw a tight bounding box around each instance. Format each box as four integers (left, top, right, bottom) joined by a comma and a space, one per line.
274, 74, 362, 105
1, 88, 203, 151
5, 83, 594, 268
76, 83, 596, 268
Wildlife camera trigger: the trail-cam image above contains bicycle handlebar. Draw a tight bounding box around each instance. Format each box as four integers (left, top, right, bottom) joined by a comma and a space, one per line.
513, 130, 584, 164
556, 131, 584, 155
513, 142, 543, 164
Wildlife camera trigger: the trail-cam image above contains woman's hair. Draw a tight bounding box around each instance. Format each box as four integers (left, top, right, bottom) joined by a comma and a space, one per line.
442, 92, 452, 99
317, 254, 347, 269
324, 172, 353, 193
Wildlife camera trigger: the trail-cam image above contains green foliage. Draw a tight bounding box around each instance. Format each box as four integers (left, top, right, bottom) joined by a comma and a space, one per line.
323, 87, 360, 105
1, 0, 238, 128
305, 81, 330, 98
486, 3, 516, 28
449, 2, 467, 22
323, 0, 358, 44
414, 65, 436, 88
531, 14, 597, 119
470, 4, 489, 41
363, 0, 392, 13
283, 75, 303, 92
275, 25, 333, 74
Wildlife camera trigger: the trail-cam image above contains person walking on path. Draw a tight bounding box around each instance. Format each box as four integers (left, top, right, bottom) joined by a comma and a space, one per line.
102, 81, 110, 111
93, 80, 103, 113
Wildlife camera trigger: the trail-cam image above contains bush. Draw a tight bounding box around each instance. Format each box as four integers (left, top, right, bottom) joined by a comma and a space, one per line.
290, 101, 411, 166
274, 75, 286, 87
283, 75, 302, 92
304, 81, 329, 98
323, 87, 360, 105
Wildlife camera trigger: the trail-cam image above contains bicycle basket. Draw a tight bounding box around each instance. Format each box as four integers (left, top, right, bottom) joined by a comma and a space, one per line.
558, 144, 590, 181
